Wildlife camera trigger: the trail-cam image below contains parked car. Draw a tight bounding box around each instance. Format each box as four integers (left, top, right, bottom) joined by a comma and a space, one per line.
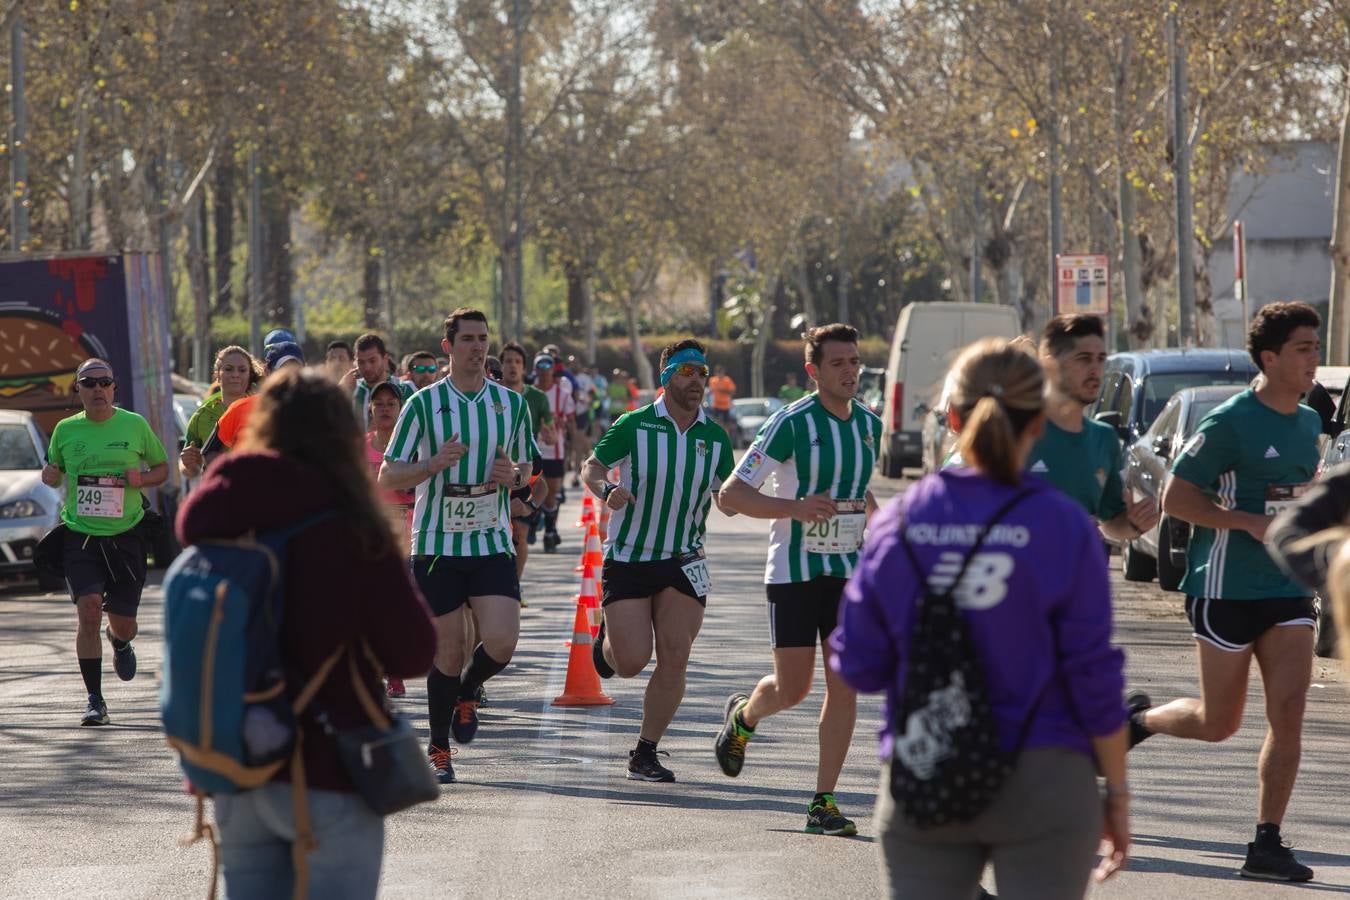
0, 410, 63, 589
878, 301, 1023, 476
1120, 385, 1245, 589
1090, 349, 1258, 448
920, 369, 959, 474
729, 397, 784, 448
858, 367, 885, 418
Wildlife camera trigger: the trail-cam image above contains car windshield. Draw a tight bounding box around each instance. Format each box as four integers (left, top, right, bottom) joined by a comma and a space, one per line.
734, 401, 773, 418
0, 424, 41, 470
858, 370, 884, 408
1184, 396, 1237, 435
1143, 372, 1252, 429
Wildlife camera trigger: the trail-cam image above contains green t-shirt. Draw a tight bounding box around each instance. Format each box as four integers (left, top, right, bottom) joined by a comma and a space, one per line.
733, 393, 882, 583
594, 399, 734, 563
385, 377, 537, 558
48, 408, 169, 537
522, 385, 553, 435
1025, 418, 1125, 521
778, 384, 807, 403
1170, 388, 1320, 600
607, 381, 630, 415
184, 393, 226, 448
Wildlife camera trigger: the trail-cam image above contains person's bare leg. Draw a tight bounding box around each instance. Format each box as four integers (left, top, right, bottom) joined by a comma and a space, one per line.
1142, 639, 1252, 742
639, 589, 703, 743
512, 521, 529, 579
75, 595, 103, 658
741, 647, 815, 729
815, 641, 856, 794
1253, 624, 1314, 825
601, 597, 654, 678
432, 608, 466, 677
105, 611, 138, 643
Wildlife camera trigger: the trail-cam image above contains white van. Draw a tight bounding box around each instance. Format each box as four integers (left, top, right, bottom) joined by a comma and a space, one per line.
878, 301, 1023, 476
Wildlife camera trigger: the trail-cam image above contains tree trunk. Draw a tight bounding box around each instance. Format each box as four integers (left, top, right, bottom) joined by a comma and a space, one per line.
70, 89, 91, 249
362, 247, 381, 329
795, 248, 817, 329
582, 271, 597, 365
624, 299, 654, 390
186, 192, 211, 383
1328, 86, 1350, 365
566, 261, 586, 328
213, 153, 234, 314
750, 280, 778, 398
262, 174, 292, 326
1194, 237, 1217, 348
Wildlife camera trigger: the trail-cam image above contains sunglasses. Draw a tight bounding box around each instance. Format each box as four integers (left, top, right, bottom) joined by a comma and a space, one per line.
78, 377, 114, 388
410, 364, 438, 374
672, 363, 710, 379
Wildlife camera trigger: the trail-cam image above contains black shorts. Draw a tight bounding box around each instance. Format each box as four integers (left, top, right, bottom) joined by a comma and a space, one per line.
1185, 595, 1317, 652
540, 459, 566, 479
766, 576, 848, 649
576, 411, 592, 432
411, 553, 521, 616
64, 527, 148, 618
602, 552, 708, 607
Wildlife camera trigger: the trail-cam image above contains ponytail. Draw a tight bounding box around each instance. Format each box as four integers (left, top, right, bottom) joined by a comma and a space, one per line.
947, 337, 1044, 484
958, 395, 1021, 484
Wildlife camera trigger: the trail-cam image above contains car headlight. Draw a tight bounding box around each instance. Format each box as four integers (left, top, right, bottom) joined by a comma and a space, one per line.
0, 499, 46, 519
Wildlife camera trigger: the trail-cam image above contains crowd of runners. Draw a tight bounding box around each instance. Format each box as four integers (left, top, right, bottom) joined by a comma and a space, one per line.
32, 299, 1347, 898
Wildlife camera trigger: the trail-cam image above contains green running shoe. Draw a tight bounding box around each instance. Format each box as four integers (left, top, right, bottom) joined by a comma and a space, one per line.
806, 793, 857, 836
713, 693, 753, 777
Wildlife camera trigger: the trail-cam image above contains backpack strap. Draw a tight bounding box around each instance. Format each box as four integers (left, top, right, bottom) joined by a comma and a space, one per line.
897, 484, 1039, 598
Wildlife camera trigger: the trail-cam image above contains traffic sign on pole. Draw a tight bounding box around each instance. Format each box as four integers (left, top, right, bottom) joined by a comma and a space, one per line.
1055, 253, 1111, 317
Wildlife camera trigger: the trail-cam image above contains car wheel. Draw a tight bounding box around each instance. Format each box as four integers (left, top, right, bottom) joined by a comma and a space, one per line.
1122, 539, 1157, 582
1156, 517, 1186, 592
1314, 595, 1338, 659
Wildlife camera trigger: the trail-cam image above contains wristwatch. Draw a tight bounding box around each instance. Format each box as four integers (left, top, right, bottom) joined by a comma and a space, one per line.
601, 482, 619, 501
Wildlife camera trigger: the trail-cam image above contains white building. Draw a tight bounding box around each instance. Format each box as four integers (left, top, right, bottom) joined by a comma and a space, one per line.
1210, 140, 1335, 348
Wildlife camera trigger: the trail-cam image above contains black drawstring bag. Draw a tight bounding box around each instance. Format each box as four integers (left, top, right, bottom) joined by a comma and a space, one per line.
890, 488, 1050, 829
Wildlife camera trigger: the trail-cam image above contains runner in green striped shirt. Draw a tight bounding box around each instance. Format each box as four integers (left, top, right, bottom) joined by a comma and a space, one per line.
351, 332, 416, 429
377, 308, 536, 784
581, 338, 735, 783
714, 323, 880, 836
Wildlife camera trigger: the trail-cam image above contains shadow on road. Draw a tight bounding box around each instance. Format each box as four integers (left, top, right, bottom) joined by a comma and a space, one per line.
1131, 833, 1350, 891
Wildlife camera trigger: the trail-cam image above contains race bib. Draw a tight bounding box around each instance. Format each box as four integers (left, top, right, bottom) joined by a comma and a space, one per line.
443, 483, 499, 533
679, 549, 712, 597
76, 475, 126, 519
803, 498, 867, 554
1265, 483, 1309, 517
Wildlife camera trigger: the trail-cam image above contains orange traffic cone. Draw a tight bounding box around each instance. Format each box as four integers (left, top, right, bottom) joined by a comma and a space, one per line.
577, 562, 601, 637
552, 600, 614, 706
574, 491, 595, 529
574, 521, 603, 573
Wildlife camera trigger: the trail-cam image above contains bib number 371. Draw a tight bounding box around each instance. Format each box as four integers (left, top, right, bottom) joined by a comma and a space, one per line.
679, 551, 712, 598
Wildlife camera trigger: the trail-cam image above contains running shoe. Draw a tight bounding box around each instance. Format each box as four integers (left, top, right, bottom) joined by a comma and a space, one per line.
428, 745, 457, 784
106, 627, 136, 681
571, 475, 581, 488
1241, 839, 1314, 882
558, 488, 567, 505
1126, 690, 1152, 749
627, 748, 675, 783
476, 684, 489, 708
805, 793, 858, 836
543, 531, 561, 554
713, 692, 753, 777
81, 694, 109, 727
592, 618, 615, 679
527, 524, 538, 546
451, 698, 480, 744
385, 677, 406, 699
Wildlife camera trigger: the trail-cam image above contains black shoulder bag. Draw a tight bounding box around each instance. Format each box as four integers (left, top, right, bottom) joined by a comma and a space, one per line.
889, 487, 1048, 829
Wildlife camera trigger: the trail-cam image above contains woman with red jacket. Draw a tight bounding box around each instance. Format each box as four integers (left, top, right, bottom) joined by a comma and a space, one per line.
177, 368, 436, 899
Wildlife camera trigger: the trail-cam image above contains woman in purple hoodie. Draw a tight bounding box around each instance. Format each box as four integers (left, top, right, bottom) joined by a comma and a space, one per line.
831, 338, 1129, 899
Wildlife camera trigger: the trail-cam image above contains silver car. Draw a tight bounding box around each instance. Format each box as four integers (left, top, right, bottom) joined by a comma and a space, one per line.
730, 397, 785, 448
0, 410, 63, 588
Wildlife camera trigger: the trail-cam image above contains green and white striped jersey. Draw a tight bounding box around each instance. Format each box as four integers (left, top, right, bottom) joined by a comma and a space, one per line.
733, 393, 882, 584
354, 377, 415, 429
593, 398, 734, 563
385, 377, 537, 558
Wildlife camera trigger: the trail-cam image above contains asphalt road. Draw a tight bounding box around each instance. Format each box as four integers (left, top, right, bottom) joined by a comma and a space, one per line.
1, 474, 1348, 898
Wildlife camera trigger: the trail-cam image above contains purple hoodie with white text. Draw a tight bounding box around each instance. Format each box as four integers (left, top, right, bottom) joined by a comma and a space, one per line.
830, 468, 1127, 761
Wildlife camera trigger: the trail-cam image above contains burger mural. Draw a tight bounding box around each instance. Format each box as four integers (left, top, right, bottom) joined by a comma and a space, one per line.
0, 309, 107, 432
